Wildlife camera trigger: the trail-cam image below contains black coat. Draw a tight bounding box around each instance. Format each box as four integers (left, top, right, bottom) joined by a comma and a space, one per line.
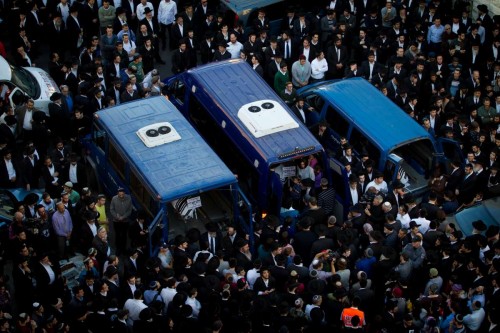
171, 48, 190, 74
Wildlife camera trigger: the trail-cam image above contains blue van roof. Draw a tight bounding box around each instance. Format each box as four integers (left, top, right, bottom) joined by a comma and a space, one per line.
222, 0, 283, 14
183, 59, 324, 165
95, 97, 238, 202
302, 78, 432, 151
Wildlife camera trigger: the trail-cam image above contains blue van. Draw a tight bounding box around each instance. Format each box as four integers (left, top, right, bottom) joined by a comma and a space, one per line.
297, 78, 462, 201
219, 0, 285, 37
165, 59, 330, 217
87, 97, 252, 254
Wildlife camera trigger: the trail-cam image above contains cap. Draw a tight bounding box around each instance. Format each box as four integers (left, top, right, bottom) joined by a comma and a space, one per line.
33, 302, 42, 310
429, 268, 439, 277
412, 235, 422, 242
117, 187, 125, 192
309, 269, 318, 278
64, 181, 73, 188
149, 280, 158, 289
160, 242, 169, 249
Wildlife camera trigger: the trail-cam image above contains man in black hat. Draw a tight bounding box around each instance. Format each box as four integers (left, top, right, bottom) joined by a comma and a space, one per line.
213, 41, 231, 62
0, 115, 18, 152
80, 210, 100, 254
0, 149, 22, 188
201, 222, 222, 254
48, 92, 69, 139
171, 39, 190, 74
477, 4, 493, 31
106, 76, 122, 104
139, 6, 164, 64
199, 31, 215, 64
326, 37, 348, 79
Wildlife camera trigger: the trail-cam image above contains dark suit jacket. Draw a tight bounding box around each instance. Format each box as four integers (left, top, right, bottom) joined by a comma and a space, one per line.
22, 155, 40, 189
347, 185, 363, 207
253, 276, 277, 294
171, 49, 190, 73
200, 231, 223, 253
0, 124, 16, 152
139, 17, 160, 36
120, 90, 140, 103
46, 19, 66, 53
445, 167, 464, 191
40, 162, 64, 196
170, 22, 187, 48
66, 14, 82, 50
457, 173, 477, 203
80, 221, 100, 254
0, 157, 22, 188
279, 39, 297, 63
63, 161, 87, 188
290, 104, 307, 124
326, 45, 349, 78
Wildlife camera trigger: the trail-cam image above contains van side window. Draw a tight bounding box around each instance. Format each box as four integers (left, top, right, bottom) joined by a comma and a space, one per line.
169, 80, 185, 105
108, 142, 126, 182
130, 169, 154, 218
349, 128, 381, 166
305, 94, 325, 112
325, 105, 349, 138
92, 123, 106, 151
187, 92, 260, 205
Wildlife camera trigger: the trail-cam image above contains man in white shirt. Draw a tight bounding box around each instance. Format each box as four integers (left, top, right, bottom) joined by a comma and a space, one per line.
158, 0, 176, 50
123, 289, 148, 324
227, 33, 243, 59
136, 0, 154, 21
160, 278, 177, 309
365, 172, 388, 193
310, 51, 328, 81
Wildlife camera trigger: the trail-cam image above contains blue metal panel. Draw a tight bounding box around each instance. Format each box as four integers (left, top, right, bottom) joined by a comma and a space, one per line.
298, 78, 434, 153
221, 0, 283, 14
95, 97, 238, 203
182, 59, 325, 167
454, 197, 500, 236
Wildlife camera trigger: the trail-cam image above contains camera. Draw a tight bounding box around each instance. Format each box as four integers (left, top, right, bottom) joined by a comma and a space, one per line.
322, 249, 338, 261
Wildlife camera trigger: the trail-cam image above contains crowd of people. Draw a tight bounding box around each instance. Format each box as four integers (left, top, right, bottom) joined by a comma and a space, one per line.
1, 0, 500, 332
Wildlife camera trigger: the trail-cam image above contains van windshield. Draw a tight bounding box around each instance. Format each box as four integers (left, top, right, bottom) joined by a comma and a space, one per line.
392, 138, 435, 191
10, 65, 40, 99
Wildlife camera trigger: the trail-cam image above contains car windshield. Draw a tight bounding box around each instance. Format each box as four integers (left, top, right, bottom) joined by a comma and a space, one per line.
10, 65, 40, 99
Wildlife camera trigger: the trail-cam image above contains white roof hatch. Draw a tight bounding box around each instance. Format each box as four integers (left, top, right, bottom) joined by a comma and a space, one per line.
237, 99, 299, 138
136, 122, 181, 147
